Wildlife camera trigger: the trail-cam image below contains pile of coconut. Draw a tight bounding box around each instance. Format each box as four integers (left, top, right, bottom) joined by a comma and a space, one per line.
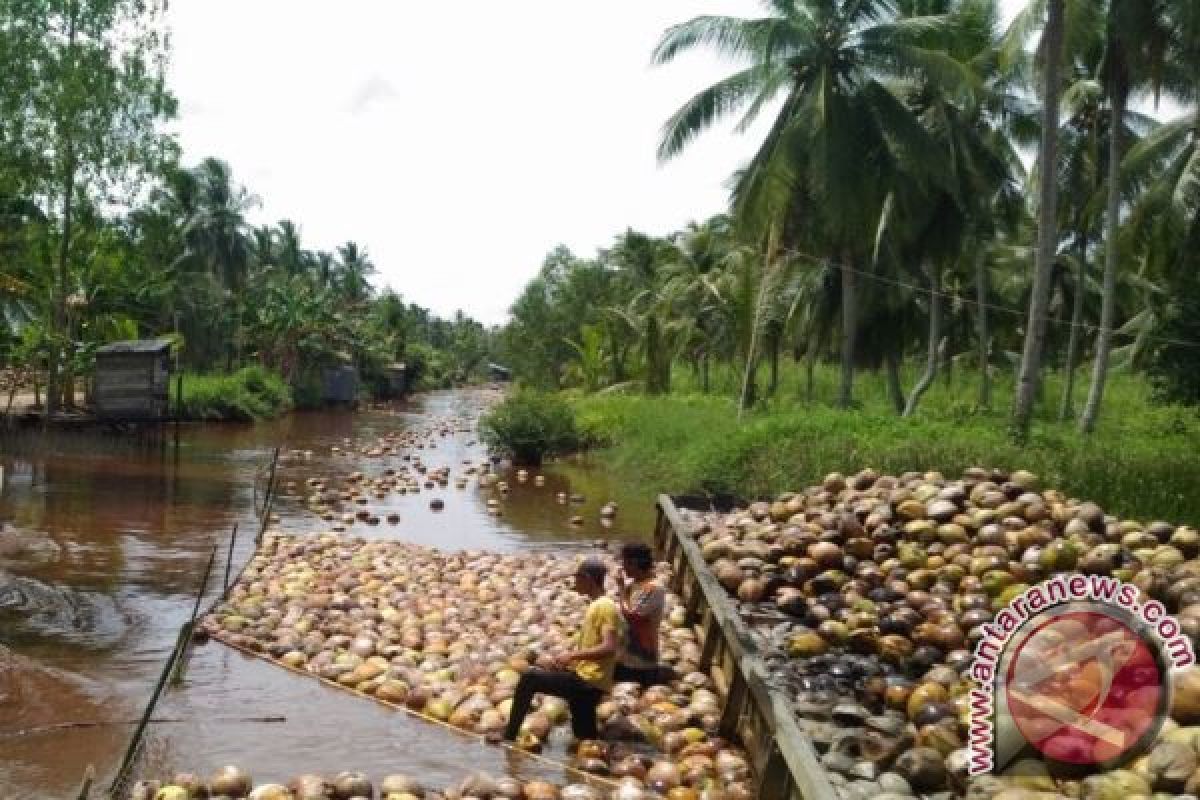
679, 467, 1200, 799
201, 533, 753, 796
130, 767, 651, 799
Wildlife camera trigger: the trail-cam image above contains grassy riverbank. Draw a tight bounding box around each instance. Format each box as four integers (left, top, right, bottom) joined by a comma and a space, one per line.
173, 366, 292, 421
571, 367, 1200, 524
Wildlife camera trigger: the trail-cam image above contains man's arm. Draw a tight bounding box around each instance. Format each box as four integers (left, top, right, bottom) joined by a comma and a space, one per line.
621, 585, 664, 621
563, 625, 618, 663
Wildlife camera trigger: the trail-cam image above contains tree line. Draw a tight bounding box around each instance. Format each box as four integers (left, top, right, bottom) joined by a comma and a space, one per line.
0, 0, 494, 410
501, 0, 1199, 436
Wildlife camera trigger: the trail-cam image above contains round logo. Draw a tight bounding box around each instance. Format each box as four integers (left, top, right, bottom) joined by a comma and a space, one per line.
1003, 605, 1169, 767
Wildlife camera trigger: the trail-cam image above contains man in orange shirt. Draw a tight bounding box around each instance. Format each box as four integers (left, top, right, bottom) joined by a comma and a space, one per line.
614, 542, 671, 686
503, 557, 623, 742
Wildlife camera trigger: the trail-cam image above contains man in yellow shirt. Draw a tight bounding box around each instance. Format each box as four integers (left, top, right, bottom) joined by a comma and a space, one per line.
503, 557, 623, 742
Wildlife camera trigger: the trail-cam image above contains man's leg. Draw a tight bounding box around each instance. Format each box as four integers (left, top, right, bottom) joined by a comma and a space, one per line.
614, 663, 668, 687
565, 684, 604, 739
504, 669, 592, 739
504, 669, 548, 740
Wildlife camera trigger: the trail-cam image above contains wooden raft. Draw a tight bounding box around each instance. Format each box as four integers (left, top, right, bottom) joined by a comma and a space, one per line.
653, 495, 837, 800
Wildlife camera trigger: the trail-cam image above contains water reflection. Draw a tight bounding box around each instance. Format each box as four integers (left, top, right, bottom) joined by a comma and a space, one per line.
0, 390, 658, 798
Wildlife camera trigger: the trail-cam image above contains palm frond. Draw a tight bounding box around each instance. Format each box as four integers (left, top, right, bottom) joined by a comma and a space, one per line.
652, 15, 792, 66
658, 65, 783, 162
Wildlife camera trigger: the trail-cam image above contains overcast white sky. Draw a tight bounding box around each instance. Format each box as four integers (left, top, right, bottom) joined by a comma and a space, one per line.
167, 0, 1031, 325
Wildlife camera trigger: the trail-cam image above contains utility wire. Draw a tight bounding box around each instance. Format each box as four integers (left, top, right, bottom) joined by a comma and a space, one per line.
777, 246, 1200, 351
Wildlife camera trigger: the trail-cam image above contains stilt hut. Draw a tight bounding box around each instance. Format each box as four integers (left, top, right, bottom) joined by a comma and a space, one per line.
322, 354, 359, 407
385, 363, 408, 398
94, 338, 173, 421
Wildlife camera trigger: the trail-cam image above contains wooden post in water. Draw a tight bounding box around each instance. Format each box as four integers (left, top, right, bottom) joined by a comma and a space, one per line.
256, 446, 281, 544
171, 542, 218, 685
223, 523, 239, 593
75, 765, 94, 800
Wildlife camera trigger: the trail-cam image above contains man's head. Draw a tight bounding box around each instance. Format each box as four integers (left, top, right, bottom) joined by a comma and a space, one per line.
574, 557, 607, 597
619, 542, 654, 579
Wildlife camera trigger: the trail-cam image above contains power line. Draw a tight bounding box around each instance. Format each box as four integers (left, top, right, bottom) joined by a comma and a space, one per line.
777, 246, 1200, 352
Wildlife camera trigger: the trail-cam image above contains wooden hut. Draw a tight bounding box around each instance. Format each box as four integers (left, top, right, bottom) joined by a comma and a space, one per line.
385, 363, 408, 398
94, 338, 173, 421
322, 358, 359, 407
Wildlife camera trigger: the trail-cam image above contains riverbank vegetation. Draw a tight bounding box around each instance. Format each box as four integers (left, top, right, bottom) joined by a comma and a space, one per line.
485, 0, 1199, 516
480, 390, 580, 466
570, 367, 1200, 523
173, 366, 292, 422
0, 1, 496, 419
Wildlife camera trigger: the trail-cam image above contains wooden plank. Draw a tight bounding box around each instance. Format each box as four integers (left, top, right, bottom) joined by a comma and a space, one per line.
657, 495, 837, 800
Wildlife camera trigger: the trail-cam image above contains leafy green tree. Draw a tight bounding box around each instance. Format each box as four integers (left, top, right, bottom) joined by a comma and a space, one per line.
1080, 0, 1192, 432
2, 0, 176, 411
655, 0, 969, 408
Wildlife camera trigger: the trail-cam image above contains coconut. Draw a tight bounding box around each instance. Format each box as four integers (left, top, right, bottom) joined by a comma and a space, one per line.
209, 766, 252, 798
289, 774, 332, 800
523, 781, 559, 800
248, 787, 292, 800
559, 787, 603, 800
132, 781, 162, 800
1174, 667, 1200, 724
169, 773, 208, 798
331, 772, 373, 799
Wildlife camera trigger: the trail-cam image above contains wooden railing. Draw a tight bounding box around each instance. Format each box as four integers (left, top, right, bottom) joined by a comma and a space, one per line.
654, 494, 837, 800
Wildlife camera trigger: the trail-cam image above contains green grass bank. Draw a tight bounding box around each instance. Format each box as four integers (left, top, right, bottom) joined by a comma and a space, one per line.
172, 366, 293, 421
569, 366, 1200, 525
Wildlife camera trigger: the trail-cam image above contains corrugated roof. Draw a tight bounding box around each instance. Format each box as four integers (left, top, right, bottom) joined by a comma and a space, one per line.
96, 337, 173, 355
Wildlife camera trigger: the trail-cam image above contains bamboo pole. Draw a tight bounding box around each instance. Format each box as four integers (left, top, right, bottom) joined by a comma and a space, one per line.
171, 543, 218, 685
75, 765, 94, 800
223, 523, 239, 593
256, 446, 281, 544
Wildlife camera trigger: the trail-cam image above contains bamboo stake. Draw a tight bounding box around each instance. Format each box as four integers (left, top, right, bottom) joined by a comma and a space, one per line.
171, 542, 218, 685
222, 523, 239, 592
256, 446, 281, 544
75, 765, 94, 800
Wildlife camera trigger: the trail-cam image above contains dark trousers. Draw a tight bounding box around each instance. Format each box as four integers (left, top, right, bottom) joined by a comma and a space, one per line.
503, 669, 604, 741
614, 663, 673, 687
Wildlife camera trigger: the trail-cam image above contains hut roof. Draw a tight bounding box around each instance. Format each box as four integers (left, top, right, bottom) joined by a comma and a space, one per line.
96, 337, 173, 355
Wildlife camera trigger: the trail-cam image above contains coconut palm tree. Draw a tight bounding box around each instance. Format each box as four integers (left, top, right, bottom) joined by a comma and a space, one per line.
1010, 0, 1068, 437
654, 0, 969, 408
336, 241, 375, 304
275, 219, 305, 277
1080, 0, 1192, 433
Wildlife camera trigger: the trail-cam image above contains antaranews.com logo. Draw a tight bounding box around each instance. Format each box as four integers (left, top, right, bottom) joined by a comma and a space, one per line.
968, 574, 1195, 774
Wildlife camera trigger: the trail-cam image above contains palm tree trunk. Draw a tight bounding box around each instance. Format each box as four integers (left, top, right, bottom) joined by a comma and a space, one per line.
1012, 0, 1065, 438
47, 3, 80, 418
975, 248, 991, 410
905, 266, 942, 417
885, 347, 904, 414
942, 334, 953, 388
805, 338, 817, 405
838, 252, 858, 409
767, 332, 780, 397
645, 317, 664, 395
1059, 232, 1088, 420
49, 153, 77, 416
1080, 84, 1126, 434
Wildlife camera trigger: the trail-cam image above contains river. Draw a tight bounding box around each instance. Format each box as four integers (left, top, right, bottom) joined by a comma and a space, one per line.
0, 389, 657, 798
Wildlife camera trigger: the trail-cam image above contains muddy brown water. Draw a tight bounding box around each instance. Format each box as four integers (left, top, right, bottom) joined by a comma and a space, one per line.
0, 389, 657, 799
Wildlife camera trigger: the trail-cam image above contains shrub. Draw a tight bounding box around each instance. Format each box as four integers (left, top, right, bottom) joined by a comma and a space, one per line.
480, 390, 579, 465
174, 366, 293, 421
